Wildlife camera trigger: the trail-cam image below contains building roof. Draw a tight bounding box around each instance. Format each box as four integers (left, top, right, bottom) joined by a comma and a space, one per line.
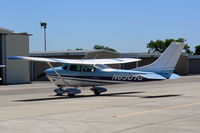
120, 52, 188, 58
120, 52, 161, 58
0, 27, 14, 34
0, 27, 31, 36
30, 50, 119, 57
188, 55, 200, 59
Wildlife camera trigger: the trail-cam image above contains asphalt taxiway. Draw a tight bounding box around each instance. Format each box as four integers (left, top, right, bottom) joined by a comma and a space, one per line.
0, 75, 200, 133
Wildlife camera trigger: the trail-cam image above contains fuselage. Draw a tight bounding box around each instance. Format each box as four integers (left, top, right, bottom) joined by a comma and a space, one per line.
45, 64, 156, 87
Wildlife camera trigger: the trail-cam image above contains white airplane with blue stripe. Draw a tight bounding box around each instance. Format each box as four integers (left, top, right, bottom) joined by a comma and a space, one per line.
8, 42, 185, 96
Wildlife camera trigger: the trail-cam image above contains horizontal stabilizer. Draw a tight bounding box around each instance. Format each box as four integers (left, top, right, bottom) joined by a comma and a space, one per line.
139, 73, 166, 80
169, 73, 180, 79
7, 56, 141, 65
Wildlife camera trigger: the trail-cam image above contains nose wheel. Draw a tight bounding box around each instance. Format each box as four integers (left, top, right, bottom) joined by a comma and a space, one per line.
90, 87, 107, 96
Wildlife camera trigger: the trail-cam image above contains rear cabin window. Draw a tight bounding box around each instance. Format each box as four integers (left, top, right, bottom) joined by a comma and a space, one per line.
83, 65, 95, 72
62, 63, 68, 70
69, 64, 82, 72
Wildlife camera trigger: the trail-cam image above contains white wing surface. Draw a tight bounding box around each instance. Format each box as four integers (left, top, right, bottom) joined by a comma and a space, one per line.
7, 56, 141, 65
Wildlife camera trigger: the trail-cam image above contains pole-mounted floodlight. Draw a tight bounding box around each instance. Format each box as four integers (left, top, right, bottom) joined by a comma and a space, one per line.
40, 22, 47, 51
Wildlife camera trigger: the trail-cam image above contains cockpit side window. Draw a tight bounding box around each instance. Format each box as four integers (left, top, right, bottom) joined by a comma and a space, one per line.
62, 63, 68, 70
83, 65, 95, 72
69, 64, 82, 72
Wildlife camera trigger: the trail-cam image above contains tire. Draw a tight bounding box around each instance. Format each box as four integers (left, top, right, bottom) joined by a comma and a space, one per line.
94, 91, 100, 96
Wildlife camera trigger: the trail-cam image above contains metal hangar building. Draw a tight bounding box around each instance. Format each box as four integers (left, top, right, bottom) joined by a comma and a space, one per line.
0, 27, 30, 84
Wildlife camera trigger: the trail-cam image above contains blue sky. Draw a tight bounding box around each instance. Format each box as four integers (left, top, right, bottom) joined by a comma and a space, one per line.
0, 0, 200, 52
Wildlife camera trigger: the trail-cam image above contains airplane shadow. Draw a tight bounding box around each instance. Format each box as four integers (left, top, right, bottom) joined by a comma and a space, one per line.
14, 91, 144, 102
14, 91, 182, 102
141, 94, 182, 98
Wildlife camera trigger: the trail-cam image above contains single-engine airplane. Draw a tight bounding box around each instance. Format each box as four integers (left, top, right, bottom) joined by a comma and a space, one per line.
8, 42, 185, 96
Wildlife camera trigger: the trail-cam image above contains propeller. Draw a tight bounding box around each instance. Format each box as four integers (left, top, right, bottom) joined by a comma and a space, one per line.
36, 72, 46, 79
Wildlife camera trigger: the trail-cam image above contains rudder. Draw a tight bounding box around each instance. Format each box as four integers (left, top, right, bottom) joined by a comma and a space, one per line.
132, 42, 185, 78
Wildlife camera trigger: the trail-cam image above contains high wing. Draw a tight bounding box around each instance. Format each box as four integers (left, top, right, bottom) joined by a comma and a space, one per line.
7, 56, 141, 65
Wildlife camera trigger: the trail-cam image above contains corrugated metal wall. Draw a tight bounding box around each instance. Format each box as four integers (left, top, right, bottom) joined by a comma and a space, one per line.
6, 34, 30, 84
0, 34, 7, 84
189, 58, 200, 74
0, 34, 3, 84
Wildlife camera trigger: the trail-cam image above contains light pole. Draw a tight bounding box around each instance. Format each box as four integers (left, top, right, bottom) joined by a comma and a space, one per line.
40, 22, 47, 51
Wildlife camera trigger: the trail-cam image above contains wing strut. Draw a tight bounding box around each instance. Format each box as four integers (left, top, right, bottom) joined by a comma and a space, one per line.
47, 62, 66, 85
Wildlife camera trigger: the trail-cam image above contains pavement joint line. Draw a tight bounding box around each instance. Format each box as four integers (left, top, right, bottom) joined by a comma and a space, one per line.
114, 101, 200, 118
114, 112, 200, 133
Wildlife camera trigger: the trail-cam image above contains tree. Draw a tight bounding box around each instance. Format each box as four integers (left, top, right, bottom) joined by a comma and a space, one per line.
194, 45, 200, 55
146, 38, 192, 54
93, 45, 117, 52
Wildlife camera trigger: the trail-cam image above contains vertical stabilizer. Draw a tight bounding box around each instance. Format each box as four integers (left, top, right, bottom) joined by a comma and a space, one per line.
133, 42, 185, 78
